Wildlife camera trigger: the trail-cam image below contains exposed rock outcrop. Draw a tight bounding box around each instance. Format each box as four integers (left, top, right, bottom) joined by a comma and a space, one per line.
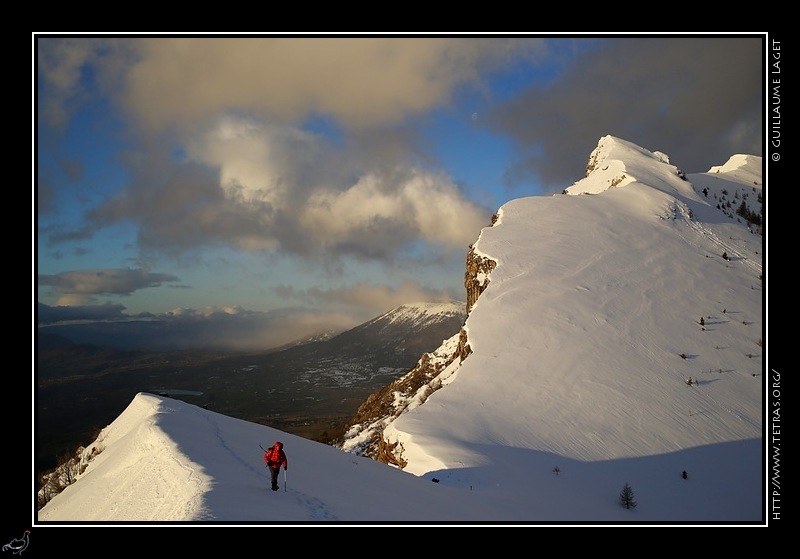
336, 335, 461, 464
464, 245, 497, 315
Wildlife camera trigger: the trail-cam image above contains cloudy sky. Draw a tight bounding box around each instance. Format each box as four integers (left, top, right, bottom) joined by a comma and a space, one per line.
34, 33, 765, 351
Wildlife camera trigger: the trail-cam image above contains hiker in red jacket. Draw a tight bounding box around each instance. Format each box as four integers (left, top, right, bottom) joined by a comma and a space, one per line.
264, 441, 288, 491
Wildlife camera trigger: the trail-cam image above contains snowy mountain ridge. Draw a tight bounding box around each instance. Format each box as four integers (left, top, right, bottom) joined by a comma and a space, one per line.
563, 135, 696, 198
342, 135, 762, 476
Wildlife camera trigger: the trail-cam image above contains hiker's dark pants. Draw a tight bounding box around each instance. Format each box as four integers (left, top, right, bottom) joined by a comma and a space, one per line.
269, 466, 281, 489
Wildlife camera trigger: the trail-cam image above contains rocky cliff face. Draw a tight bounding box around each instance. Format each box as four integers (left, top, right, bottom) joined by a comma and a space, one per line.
464, 243, 497, 315
340, 347, 458, 467
336, 218, 498, 464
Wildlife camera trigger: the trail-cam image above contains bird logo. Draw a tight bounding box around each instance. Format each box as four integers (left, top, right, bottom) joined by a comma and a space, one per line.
2, 531, 29, 555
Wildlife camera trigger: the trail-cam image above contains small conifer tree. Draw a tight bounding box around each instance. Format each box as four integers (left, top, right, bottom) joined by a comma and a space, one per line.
619, 482, 637, 509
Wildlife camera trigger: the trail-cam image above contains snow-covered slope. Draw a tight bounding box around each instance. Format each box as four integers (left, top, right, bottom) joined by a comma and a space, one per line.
355, 135, 763, 513
37, 392, 516, 522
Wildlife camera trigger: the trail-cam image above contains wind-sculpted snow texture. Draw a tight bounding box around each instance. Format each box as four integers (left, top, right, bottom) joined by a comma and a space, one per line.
377, 136, 763, 517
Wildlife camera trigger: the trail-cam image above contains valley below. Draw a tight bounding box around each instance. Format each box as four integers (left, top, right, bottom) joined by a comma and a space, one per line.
36, 348, 394, 475
36, 302, 467, 477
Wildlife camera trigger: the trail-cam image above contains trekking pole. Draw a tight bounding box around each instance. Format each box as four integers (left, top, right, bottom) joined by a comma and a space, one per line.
284, 468, 287, 492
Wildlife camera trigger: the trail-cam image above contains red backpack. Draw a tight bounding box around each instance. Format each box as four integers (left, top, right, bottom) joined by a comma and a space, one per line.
266, 442, 283, 464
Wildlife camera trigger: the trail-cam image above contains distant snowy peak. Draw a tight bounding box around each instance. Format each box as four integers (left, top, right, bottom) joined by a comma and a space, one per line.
564, 135, 689, 196
370, 301, 465, 328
